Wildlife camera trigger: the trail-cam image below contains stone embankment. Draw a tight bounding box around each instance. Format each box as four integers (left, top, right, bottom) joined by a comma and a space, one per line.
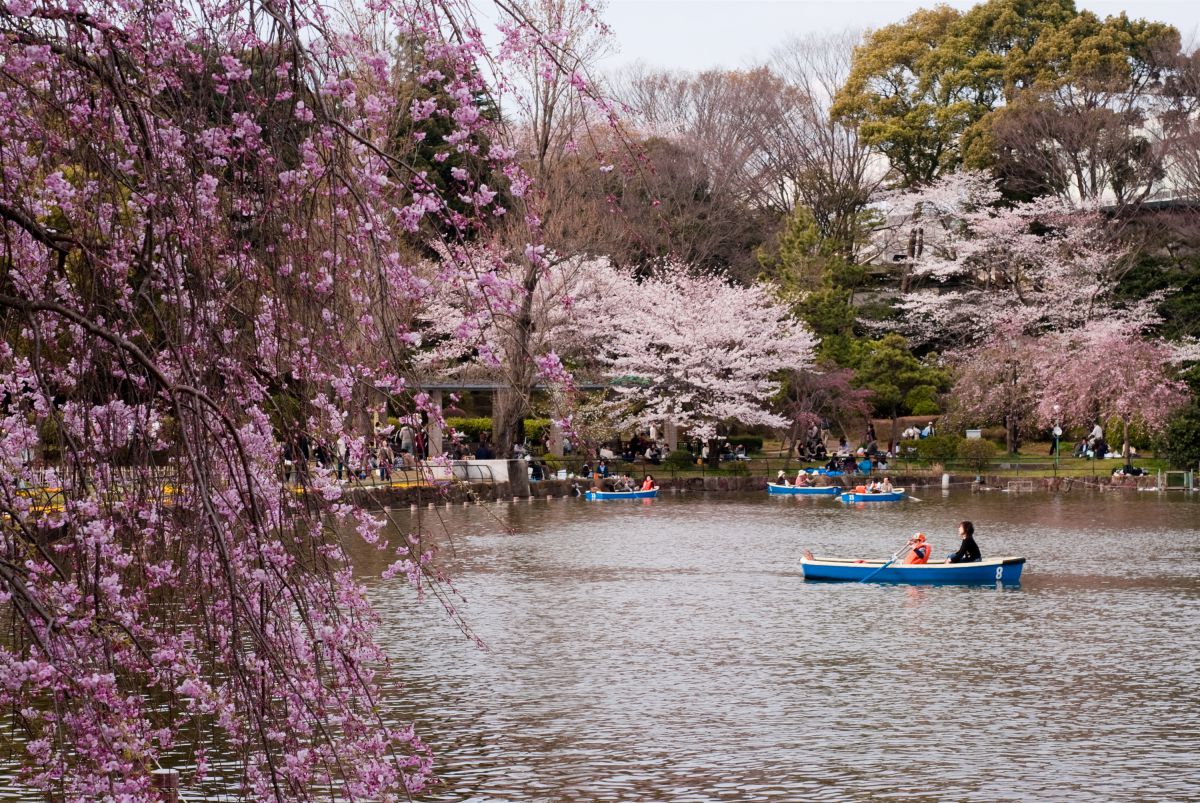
344, 471, 1171, 508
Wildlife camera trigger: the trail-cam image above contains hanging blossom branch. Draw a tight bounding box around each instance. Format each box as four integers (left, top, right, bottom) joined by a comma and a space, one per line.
0, 0, 599, 799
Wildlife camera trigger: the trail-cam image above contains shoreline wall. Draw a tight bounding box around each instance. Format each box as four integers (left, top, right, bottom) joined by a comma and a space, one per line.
344, 472, 1175, 508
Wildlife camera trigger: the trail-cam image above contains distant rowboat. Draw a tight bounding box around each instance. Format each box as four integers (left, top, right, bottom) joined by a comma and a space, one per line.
839, 488, 905, 503
767, 483, 840, 496
583, 487, 659, 501
801, 554, 1026, 585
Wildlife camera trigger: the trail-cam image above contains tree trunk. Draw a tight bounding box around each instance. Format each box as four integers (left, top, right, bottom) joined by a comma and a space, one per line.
706, 437, 720, 468
491, 258, 542, 457
491, 387, 526, 459
1122, 416, 1131, 467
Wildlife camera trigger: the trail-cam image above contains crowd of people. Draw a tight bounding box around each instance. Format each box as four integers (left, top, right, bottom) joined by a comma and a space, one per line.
280, 416, 978, 487
1070, 421, 1126, 460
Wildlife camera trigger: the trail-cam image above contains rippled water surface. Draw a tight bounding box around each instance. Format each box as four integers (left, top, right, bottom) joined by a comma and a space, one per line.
365, 490, 1200, 803
1, 489, 1197, 801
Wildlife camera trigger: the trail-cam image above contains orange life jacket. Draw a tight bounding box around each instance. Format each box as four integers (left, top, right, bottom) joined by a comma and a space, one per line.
641, 478, 654, 491
905, 540, 932, 564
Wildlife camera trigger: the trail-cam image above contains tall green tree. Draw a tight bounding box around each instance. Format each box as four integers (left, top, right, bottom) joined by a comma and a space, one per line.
850, 334, 952, 437
758, 206, 868, 365
832, 0, 1180, 189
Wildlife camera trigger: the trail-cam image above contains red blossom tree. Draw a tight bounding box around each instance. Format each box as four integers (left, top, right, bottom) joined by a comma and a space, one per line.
1031, 325, 1191, 462
780, 366, 873, 457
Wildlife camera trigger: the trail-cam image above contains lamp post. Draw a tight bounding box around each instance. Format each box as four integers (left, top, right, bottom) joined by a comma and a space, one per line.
1004, 358, 1019, 454
1052, 404, 1061, 477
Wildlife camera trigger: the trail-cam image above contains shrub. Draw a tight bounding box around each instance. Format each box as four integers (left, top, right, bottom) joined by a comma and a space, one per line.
726, 435, 763, 453
663, 450, 695, 470
1162, 402, 1200, 469
725, 460, 750, 475
445, 416, 550, 444
445, 417, 491, 441
959, 439, 996, 472
910, 434, 962, 462
524, 418, 551, 443
981, 426, 1007, 443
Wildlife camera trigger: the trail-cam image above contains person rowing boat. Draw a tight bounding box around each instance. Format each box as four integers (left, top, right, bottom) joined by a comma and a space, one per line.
903, 532, 932, 564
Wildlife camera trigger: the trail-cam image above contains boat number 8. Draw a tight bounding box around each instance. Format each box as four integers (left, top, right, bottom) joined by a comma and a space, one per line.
995, 566, 1003, 580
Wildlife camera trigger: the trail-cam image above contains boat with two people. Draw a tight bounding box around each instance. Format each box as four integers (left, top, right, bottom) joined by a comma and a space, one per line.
800, 553, 1025, 585
583, 487, 658, 501
801, 523, 1024, 585
767, 483, 840, 496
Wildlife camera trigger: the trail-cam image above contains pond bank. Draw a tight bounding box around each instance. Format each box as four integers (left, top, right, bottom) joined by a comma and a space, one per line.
345, 470, 1179, 508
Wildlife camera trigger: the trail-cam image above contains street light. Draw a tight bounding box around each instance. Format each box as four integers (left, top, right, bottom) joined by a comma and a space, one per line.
1052, 404, 1062, 477
1004, 358, 1019, 455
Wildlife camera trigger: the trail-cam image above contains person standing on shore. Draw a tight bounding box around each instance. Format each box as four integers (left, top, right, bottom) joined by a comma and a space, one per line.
946, 521, 982, 563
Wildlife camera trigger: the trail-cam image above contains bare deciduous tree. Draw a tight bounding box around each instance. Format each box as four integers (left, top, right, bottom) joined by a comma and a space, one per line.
767, 31, 884, 256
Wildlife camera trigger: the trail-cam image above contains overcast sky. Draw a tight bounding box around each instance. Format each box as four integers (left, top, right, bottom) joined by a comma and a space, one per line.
598, 0, 1199, 72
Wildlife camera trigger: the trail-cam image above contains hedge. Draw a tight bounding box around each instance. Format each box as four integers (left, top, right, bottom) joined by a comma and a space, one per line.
444, 417, 551, 444
524, 418, 551, 443
445, 417, 491, 441
899, 435, 962, 462
958, 439, 996, 472
664, 450, 697, 470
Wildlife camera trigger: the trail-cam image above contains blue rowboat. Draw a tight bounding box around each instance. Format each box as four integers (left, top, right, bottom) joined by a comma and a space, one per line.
767, 483, 840, 496
801, 555, 1025, 585
839, 488, 906, 503
583, 487, 659, 501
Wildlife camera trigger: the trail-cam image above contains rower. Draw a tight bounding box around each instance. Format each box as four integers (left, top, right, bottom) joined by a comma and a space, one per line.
903, 532, 932, 564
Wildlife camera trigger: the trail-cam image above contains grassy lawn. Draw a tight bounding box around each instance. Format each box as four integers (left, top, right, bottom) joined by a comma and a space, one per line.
664, 437, 1177, 480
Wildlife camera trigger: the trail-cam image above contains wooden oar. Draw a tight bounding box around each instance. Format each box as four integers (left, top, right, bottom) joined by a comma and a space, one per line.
858, 543, 913, 583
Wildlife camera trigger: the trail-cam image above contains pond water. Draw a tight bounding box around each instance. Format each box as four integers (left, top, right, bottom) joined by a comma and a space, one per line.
362, 489, 1200, 803
1, 489, 1196, 801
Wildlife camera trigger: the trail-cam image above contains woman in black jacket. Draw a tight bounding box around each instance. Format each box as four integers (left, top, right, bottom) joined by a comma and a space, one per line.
947, 520, 982, 563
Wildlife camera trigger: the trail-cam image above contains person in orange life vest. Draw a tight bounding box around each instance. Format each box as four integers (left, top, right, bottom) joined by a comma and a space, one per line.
903, 532, 932, 564
641, 474, 656, 491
